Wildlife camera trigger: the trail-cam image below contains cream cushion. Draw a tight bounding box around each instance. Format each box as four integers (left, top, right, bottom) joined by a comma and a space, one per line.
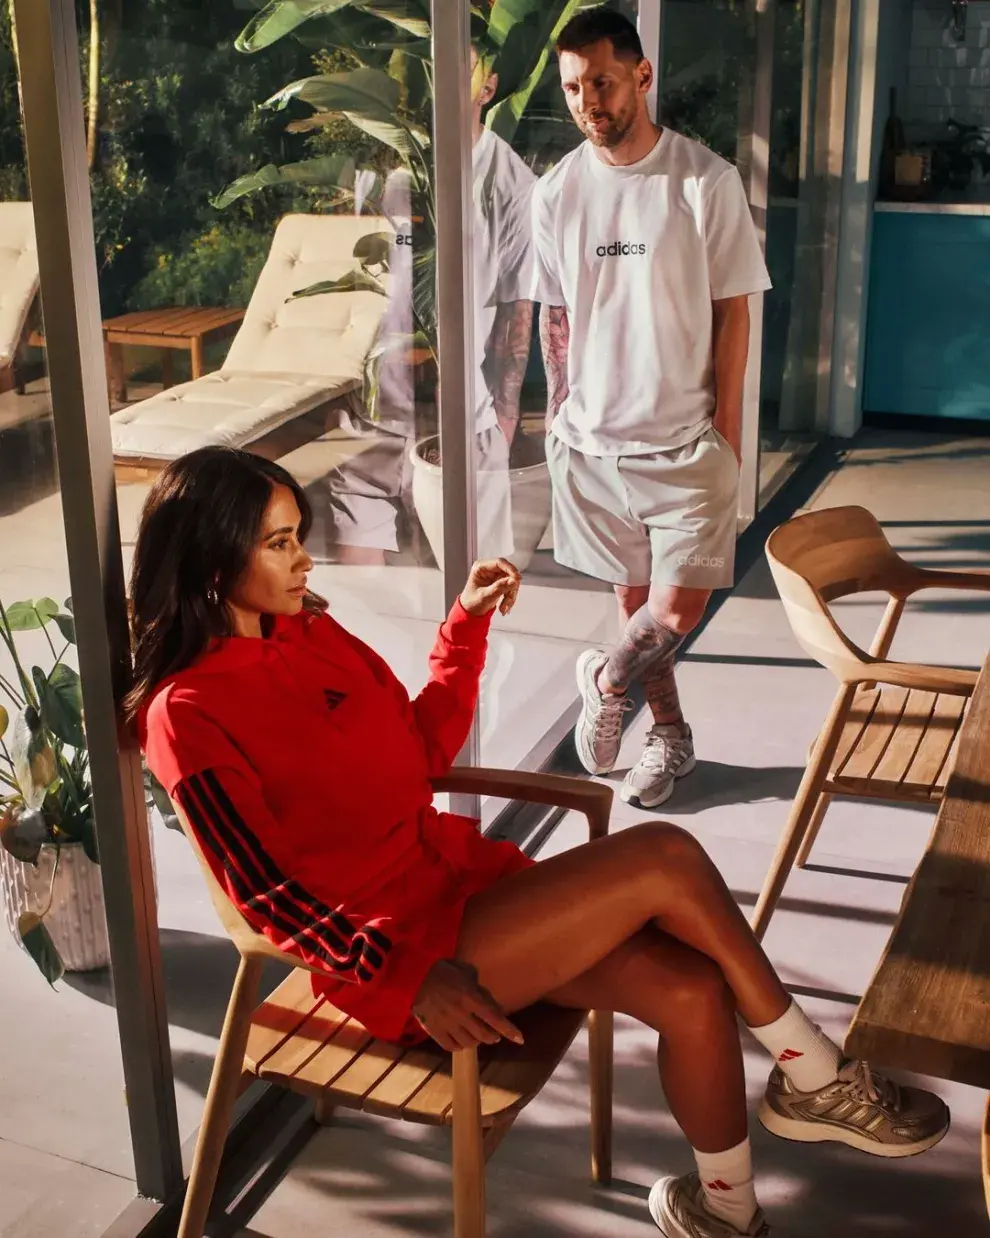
0, 203, 38, 368
111, 214, 390, 461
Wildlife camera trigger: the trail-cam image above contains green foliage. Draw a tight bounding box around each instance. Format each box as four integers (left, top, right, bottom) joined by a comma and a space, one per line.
129, 223, 273, 309
0, 596, 93, 982
215, 0, 583, 413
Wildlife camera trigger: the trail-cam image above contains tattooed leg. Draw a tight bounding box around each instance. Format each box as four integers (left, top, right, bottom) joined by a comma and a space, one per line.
601, 585, 712, 697
601, 606, 685, 694
643, 654, 684, 726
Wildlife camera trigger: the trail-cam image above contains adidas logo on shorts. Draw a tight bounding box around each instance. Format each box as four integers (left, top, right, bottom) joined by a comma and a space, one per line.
596, 240, 647, 257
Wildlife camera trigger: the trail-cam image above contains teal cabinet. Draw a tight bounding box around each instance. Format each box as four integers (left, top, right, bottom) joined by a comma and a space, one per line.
864, 211, 990, 422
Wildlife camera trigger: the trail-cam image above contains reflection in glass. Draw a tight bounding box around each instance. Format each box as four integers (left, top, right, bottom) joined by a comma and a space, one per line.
759, 0, 821, 503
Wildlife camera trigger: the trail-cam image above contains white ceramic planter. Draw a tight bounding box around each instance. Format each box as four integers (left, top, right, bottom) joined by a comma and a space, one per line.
0, 841, 110, 972
410, 434, 552, 572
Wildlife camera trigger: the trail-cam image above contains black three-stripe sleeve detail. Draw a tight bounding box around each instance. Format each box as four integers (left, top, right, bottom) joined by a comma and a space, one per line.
175, 770, 393, 980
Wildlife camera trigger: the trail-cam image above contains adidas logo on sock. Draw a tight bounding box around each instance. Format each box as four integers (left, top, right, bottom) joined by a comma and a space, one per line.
778, 1048, 804, 1061
705, 1180, 734, 1192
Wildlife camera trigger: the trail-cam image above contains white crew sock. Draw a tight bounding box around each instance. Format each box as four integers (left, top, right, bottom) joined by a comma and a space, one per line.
693, 1137, 759, 1231
747, 999, 843, 1093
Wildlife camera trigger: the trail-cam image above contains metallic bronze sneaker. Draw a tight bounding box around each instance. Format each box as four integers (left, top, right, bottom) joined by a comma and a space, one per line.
758, 1059, 950, 1157
649, 1173, 770, 1238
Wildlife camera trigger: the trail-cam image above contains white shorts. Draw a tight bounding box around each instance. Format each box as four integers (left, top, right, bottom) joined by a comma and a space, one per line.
328, 424, 513, 557
546, 426, 739, 589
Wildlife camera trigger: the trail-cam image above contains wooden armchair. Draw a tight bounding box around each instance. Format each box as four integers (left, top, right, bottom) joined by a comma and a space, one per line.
172, 767, 614, 1238
752, 505, 990, 940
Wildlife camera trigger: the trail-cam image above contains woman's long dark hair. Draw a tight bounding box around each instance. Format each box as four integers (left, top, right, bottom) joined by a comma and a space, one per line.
124, 447, 323, 725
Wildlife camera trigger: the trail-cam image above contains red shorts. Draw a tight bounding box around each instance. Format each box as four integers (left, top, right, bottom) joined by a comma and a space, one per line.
312, 813, 534, 1043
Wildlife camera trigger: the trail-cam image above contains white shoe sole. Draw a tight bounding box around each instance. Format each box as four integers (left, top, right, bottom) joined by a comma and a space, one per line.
620, 753, 697, 808
647, 1178, 689, 1237
573, 650, 619, 775
758, 1097, 950, 1158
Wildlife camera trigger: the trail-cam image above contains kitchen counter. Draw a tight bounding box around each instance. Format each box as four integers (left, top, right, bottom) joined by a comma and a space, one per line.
875, 188, 990, 216
863, 209, 990, 422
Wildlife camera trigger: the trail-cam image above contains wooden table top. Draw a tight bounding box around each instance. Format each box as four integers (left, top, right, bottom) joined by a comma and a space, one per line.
845, 652, 990, 1089
103, 306, 245, 341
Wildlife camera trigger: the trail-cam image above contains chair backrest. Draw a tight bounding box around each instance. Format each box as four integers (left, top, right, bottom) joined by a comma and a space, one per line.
0, 202, 38, 368
766, 506, 919, 681
223, 213, 391, 382
170, 795, 309, 969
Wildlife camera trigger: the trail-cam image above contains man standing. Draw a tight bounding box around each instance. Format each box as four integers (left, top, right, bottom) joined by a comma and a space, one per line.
532, 7, 770, 809
329, 50, 536, 565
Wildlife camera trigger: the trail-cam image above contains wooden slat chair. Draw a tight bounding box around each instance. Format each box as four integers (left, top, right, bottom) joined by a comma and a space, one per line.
751, 505, 990, 940
172, 766, 615, 1238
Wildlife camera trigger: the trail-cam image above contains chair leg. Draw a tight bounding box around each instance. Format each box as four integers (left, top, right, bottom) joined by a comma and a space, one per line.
588, 1009, 613, 1186
177, 955, 263, 1238
983, 1094, 990, 1222
751, 686, 855, 942
795, 793, 832, 869
314, 1095, 336, 1126
452, 1048, 486, 1238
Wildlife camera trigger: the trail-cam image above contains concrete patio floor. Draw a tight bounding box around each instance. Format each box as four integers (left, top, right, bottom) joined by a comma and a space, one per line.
1, 426, 989, 1237
242, 430, 990, 1238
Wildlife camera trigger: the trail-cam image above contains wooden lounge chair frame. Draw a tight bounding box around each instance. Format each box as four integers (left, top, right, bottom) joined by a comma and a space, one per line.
751, 505, 990, 939
173, 766, 615, 1238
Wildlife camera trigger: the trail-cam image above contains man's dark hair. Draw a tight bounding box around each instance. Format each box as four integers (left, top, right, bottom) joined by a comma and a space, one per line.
556, 6, 644, 61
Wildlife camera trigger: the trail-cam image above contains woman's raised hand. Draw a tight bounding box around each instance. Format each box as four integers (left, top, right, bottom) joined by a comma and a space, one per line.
459, 558, 521, 618
412, 958, 524, 1051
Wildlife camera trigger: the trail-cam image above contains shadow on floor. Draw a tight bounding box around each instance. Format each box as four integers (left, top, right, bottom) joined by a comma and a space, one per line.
64, 928, 290, 1042
245, 1094, 984, 1238
614, 759, 804, 814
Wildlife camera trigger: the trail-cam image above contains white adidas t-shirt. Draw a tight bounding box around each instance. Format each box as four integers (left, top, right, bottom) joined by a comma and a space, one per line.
377, 128, 536, 433
531, 128, 771, 456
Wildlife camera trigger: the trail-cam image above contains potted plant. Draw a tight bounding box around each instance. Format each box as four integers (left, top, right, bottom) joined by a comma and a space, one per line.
0, 596, 107, 982
214, 0, 582, 565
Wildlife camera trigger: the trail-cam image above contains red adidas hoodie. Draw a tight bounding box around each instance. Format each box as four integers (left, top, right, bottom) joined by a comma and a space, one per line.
140, 599, 531, 1043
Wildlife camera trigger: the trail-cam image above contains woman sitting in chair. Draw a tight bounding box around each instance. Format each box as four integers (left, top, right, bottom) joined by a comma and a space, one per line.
128, 447, 948, 1238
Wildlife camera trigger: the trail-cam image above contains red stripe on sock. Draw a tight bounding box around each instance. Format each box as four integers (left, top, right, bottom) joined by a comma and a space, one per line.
778, 1048, 804, 1061
705, 1180, 734, 1192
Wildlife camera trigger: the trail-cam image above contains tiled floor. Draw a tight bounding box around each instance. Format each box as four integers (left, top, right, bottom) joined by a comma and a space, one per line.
1, 427, 989, 1237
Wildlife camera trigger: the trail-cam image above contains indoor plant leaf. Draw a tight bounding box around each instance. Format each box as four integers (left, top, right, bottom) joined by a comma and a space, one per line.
144, 767, 180, 832
52, 612, 76, 645
11, 708, 56, 810
18, 913, 65, 987
34, 664, 86, 751
76, 807, 99, 865
5, 598, 59, 631
0, 805, 45, 864
235, 0, 356, 53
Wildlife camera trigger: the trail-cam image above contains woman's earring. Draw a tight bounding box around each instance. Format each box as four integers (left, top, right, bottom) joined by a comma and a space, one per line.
207, 585, 219, 607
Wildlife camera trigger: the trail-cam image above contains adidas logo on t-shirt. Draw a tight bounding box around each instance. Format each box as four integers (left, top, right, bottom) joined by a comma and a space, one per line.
596, 240, 647, 257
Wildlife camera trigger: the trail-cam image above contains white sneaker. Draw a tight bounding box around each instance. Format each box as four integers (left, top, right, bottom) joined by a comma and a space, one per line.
620, 723, 696, 808
649, 1173, 770, 1237
573, 649, 632, 775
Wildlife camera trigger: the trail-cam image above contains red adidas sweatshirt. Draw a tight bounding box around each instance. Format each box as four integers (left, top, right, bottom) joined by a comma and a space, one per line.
140, 599, 530, 1043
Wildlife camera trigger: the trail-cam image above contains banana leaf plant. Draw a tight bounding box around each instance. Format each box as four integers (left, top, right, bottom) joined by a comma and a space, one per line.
0, 597, 92, 984
214, 0, 586, 417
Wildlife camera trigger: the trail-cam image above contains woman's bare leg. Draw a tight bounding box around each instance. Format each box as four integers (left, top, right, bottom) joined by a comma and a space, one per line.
456, 822, 789, 1029
546, 928, 749, 1153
